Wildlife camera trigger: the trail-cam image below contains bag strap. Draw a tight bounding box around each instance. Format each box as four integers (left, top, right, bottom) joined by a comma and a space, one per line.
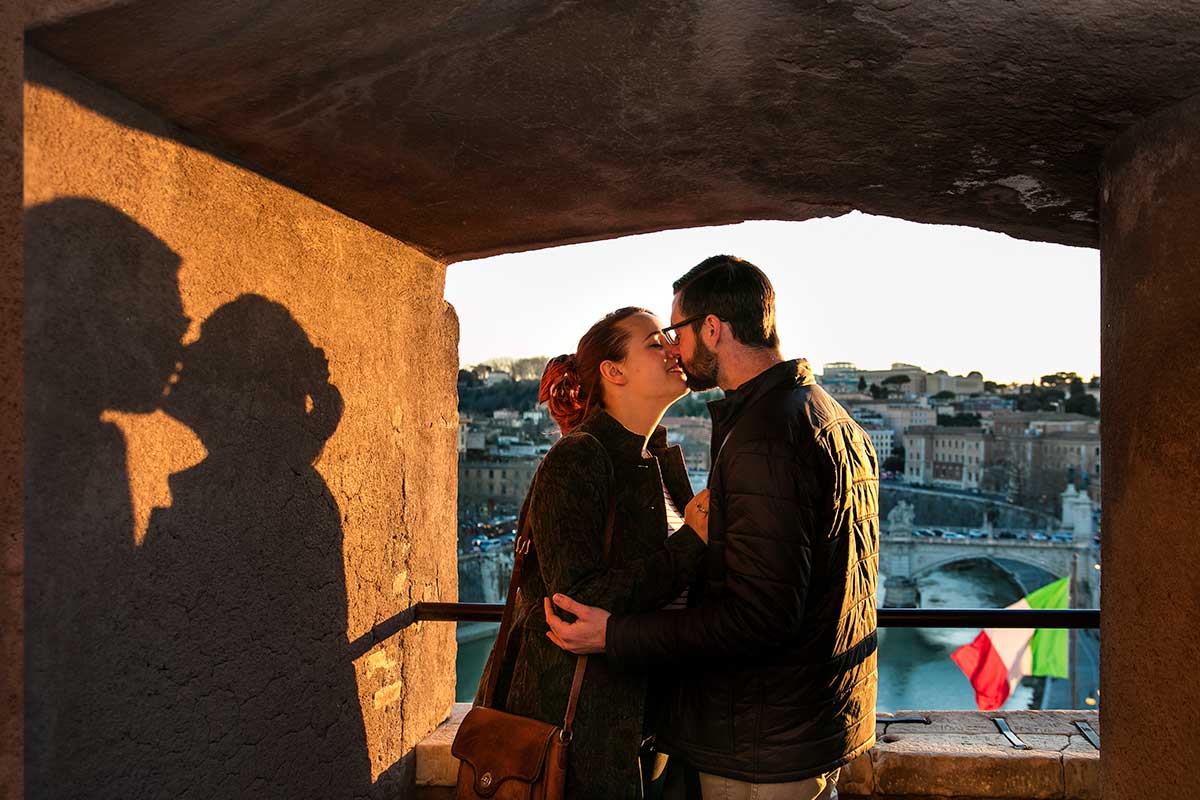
479, 491, 535, 709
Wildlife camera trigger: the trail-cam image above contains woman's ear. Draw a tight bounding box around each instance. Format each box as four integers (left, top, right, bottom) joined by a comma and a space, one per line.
599, 359, 627, 386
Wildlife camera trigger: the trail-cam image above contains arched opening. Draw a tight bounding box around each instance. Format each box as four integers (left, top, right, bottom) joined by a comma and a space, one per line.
445, 212, 1101, 708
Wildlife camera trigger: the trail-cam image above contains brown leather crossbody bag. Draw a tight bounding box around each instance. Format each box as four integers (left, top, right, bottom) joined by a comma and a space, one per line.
451, 483, 616, 800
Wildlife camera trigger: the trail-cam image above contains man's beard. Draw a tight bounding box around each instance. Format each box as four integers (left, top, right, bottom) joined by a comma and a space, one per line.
681, 337, 720, 391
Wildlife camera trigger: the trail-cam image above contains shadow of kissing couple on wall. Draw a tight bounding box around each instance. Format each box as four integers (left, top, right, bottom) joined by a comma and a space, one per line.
25, 198, 372, 799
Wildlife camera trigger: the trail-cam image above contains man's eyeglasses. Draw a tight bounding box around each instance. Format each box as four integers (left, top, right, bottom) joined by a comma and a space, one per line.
658, 314, 710, 346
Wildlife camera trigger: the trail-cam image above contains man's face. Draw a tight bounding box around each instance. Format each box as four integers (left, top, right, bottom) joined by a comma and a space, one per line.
668, 293, 719, 391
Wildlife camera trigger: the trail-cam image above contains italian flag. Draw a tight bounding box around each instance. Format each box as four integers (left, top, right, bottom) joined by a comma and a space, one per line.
950, 576, 1070, 710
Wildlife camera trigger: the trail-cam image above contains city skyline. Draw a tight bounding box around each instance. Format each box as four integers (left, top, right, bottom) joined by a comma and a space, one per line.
446, 213, 1100, 385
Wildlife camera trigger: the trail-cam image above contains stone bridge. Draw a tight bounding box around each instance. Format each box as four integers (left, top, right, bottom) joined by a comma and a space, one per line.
880, 531, 1100, 608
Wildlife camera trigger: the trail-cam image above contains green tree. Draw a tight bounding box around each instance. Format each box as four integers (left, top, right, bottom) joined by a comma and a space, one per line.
937, 412, 982, 427
857, 375, 867, 392
932, 390, 956, 401
666, 389, 725, 417
1065, 392, 1099, 418
1040, 371, 1081, 389
458, 379, 541, 413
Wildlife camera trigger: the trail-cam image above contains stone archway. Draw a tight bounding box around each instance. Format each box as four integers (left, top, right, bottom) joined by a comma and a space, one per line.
7, 2, 1200, 797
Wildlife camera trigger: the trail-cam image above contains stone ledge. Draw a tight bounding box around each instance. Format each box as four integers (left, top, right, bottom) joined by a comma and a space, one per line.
414, 706, 1099, 800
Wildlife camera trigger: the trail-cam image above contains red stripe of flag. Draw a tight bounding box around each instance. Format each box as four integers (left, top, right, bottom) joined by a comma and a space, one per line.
950, 631, 1012, 710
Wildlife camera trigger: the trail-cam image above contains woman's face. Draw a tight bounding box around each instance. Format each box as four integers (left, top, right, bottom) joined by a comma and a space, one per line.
609, 313, 689, 405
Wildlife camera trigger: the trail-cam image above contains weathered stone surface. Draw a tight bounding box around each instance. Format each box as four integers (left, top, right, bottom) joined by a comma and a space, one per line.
24, 0, 135, 27
883, 709, 1097, 736
23, 51, 458, 798
1062, 735, 1101, 800
1100, 92, 1200, 800
416, 710, 1101, 799
415, 703, 471, 789
883, 710, 996, 735
1, 4, 22, 799
838, 749, 875, 796
23, 1, 1200, 260
870, 732, 1064, 798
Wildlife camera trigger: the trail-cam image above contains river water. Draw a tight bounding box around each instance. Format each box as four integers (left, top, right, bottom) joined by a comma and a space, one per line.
455, 559, 1054, 709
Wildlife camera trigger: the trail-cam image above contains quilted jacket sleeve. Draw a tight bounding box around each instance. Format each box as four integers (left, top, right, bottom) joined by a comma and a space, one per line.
606, 436, 829, 666
530, 434, 706, 616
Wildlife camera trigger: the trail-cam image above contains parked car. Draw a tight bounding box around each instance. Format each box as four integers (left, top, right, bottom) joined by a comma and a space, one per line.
1051, 532, 1074, 543
1032, 532, 1051, 542
942, 531, 968, 540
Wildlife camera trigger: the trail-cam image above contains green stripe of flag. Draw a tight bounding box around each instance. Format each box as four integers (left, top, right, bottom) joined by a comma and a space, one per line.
1028, 576, 1070, 678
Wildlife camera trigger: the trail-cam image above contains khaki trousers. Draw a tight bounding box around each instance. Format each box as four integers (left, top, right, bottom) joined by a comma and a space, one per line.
699, 768, 839, 800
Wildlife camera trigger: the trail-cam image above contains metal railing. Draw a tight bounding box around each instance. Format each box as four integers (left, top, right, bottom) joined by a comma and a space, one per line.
410, 602, 1100, 629
348, 602, 1099, 658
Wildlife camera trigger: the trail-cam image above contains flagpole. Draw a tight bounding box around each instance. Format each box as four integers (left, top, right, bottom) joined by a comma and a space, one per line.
1070, 552, 1079, 709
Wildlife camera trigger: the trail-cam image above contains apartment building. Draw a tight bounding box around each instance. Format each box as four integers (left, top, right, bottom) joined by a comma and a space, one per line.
905, 426, 989, 489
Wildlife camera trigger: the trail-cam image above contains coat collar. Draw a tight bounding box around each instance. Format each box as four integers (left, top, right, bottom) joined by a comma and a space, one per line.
579, 409, 668, 463
708, 358, 814, 430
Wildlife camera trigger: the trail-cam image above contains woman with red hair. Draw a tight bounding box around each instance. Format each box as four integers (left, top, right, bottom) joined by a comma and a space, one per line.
479, 306, 710, 799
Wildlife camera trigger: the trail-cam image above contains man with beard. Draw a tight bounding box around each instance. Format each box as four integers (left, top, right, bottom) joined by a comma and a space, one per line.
545, 255, 880, 799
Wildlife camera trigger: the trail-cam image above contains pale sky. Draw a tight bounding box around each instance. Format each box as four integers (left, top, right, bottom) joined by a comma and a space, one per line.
445, 213, 1100, 385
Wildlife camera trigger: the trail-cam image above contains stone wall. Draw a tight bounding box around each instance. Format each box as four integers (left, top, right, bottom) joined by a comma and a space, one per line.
880, 485, 1048, 530
2, 7, 23, 799
22, 50, 459, 797
1099, 92, 1200, 799
457, 549, 515, 605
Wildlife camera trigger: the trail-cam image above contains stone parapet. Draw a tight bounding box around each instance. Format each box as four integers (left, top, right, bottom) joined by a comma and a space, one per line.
414, 707, 1099, 800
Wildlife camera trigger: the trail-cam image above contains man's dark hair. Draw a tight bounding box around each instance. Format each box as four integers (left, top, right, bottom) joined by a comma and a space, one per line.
673, 255, 779, 349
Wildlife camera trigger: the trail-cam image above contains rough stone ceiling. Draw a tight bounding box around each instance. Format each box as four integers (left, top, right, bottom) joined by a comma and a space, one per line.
27, 1, 1200, 261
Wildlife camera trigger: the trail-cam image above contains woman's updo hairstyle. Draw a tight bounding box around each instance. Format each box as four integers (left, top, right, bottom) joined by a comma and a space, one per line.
539, 306, 651, 434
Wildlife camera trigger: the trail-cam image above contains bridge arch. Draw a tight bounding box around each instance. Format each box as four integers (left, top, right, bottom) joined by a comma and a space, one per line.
910, 554, 1065, 585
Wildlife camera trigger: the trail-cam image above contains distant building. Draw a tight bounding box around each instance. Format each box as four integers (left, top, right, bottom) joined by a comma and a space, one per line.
822, 362, 986, 398
862, 426, 894, 464
521, 408, 549, 424
877, 403, 936, 451
458, 423, 486, 454
458, 458, 541, 512
857, 363, 927, 395
848, 401, 936, 454
905, 412, 1101, 506
491, 408, 523, 428
954, 395, 1016, 415
484, 370, 513, 386
926, 369, 984, 396
990, 412, 1096, 437
819, 361, 862, 394
662, 415, 714, 471
904, 426, 988, 489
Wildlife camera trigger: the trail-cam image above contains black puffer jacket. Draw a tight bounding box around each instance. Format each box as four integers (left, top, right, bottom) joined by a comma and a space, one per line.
607, 359, 880, 782
488, 411, 707, 799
